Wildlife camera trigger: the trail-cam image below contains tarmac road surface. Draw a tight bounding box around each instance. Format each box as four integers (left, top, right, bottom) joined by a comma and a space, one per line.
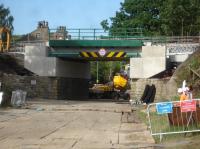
0, 99, 155, 149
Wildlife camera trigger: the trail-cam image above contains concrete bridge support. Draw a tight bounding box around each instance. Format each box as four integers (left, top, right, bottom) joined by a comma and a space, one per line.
130, 45, 166, 78
24, 45, 90, 100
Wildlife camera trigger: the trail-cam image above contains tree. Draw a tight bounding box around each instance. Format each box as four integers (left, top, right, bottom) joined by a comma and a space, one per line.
101, 0, 200, 36
0, 4, 14, 32
160, 0, 200, 36
90, 61, 122, 83
101, 0, 164, 36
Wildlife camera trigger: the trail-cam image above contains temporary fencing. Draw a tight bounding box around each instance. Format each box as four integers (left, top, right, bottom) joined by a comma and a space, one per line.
11, 90, 27, 107
147, 99, 200, 141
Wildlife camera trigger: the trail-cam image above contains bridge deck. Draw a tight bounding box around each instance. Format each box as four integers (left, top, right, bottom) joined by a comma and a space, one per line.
48, 50, 141, 60
48, 28, 143, 59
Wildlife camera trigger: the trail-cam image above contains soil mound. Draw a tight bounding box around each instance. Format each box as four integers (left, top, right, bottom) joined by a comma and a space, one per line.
0, 53, 34, 76
172, 48, 200, 97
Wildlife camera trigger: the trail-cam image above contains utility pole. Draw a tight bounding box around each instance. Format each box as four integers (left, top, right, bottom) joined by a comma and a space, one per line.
181, 18, 184, 37
96, 61, 99, 84
199, 31, 200, 44
109, 62, 113, 81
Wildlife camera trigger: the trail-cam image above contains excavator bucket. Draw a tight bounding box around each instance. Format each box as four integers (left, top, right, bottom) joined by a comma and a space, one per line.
113, 75, 127, 90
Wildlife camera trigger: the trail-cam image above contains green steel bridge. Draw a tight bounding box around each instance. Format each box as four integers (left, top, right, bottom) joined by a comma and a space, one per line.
48, 28, 144, 60
47, 28, 199, 61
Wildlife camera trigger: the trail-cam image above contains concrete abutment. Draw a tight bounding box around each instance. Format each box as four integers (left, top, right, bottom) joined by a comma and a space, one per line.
130, 45, 166, 78
24, 45, 90, 100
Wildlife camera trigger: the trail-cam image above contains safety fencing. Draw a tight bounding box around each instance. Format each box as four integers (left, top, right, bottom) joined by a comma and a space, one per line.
147, 99, 200, 141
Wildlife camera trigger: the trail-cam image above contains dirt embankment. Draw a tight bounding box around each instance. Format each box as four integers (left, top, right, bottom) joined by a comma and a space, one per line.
172, 48, 200, 97
0, 53, 33, 76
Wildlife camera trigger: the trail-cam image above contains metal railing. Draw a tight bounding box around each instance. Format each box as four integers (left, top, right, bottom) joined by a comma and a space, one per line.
188, 66, 200, 82
147, 99, 200, 141
48, 28, 200, 44
142, 36, 200, 45
49, 28, 143, 40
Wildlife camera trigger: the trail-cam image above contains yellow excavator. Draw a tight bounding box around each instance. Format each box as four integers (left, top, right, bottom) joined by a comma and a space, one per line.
0, 27, 11, 52
89, 74, 130, 100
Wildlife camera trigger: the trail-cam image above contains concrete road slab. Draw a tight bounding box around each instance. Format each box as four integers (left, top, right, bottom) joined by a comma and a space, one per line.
0, 99, 154, 149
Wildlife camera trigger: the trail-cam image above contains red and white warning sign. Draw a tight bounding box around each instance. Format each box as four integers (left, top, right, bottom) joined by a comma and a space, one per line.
180, 100, 196, 112
98, 48, 106, 56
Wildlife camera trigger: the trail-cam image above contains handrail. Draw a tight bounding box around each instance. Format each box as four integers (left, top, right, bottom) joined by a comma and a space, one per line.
48, 28, 200, 45
49, 28, 143, 40
188, 66, 200, 81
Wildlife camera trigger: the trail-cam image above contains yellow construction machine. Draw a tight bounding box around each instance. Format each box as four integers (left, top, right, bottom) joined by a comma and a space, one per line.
0, 27, 11, 52
89, 74, 130, 100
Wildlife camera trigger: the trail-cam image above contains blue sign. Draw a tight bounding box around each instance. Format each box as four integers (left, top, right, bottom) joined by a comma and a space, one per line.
156, 102, 173, 114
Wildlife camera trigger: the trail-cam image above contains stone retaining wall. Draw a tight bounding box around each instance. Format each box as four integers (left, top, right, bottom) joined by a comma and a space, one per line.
0, 73, 58, 99
1, 73, 177, 102
0, 74, 89, 100
130, 77, 177, 102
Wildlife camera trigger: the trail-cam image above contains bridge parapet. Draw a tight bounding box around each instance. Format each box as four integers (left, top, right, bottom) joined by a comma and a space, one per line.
48, 28, 200, 43
49, 28, 143, 40
166, 43, 200, 63
166, 43, 199, 56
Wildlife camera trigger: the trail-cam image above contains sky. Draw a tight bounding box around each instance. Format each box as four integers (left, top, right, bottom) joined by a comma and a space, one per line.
1, 0, 123, 35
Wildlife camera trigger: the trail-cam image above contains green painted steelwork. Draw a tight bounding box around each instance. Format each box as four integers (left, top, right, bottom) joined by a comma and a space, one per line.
48, 50, 141, 60
126, 52, 141, 57
48, 28, 143, 59
49, 40, 143, 47
48, 52, 79, 58
49, 28, 143, 40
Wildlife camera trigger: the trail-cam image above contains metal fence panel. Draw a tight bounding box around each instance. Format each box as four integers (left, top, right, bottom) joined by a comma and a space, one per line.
11, 90, 27, 107
147, 99, 200, 138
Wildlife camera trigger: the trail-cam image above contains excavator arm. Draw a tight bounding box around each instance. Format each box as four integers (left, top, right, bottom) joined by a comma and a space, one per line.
0, 27, 11, 52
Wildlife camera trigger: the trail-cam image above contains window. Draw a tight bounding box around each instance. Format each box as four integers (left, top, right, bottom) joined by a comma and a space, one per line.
36, 33, 40, 39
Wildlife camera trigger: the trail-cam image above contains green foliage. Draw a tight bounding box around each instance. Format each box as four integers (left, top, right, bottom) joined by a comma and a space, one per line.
12, 35, 23, 42
0, 4, 14, 32
190, 56, 200, 70
176, 67, 190, 86
90, 61, 122, 83
101, 0, 200, 36
173, 50, 200, 98
100, 20, 109, 31
171, 95, 179, 101
161, 0, 200, 36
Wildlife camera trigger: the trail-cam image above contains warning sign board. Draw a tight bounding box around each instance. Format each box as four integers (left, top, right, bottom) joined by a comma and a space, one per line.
156, 102, 173, 114
180, 100, 196, 112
